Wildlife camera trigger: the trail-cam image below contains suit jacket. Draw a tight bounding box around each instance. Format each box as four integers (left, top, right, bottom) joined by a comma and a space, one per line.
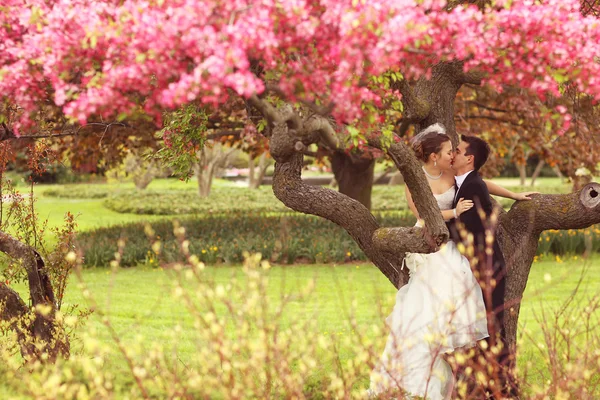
447, 171, 515, 397
447, 172, 500, 258
446, 171, 507, 310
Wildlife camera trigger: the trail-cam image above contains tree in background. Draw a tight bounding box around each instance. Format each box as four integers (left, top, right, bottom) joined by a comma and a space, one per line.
455, 84, 600, 187
2, 1, 600, 377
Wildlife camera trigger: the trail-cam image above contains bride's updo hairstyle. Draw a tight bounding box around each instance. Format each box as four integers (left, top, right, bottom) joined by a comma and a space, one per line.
410, 123, 451, 162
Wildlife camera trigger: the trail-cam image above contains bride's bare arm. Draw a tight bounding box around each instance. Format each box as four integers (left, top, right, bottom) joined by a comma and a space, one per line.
405, 186, 471, 222
483, 179, 539, 201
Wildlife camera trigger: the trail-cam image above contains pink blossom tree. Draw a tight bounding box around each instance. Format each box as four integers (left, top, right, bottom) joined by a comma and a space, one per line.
2, 0, 600, 369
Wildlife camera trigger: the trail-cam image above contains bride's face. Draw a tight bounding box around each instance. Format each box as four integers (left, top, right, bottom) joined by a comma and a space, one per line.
433, 141, 454, 171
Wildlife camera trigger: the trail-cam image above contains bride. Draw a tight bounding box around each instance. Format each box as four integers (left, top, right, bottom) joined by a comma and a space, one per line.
368, 124, 535, 399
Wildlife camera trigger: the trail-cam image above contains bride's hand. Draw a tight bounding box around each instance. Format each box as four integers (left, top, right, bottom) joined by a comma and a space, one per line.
512, 191, 540, 201
456, 198, 474, 216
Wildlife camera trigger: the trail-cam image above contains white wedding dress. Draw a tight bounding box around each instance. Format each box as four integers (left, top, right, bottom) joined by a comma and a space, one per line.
368, 186, 489, 399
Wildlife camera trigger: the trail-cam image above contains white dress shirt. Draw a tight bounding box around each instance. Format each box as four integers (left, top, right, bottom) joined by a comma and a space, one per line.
455, 170, 474, 190
454, 170, 474, 204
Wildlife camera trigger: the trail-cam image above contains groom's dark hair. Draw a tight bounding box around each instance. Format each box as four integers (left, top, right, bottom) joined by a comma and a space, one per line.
461, 135, 490, 171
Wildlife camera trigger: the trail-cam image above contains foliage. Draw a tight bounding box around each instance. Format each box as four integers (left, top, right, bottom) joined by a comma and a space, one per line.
1, 254, 599, 398
2, 0, 600, 136
154, 105, 209, 180
0, 166, 80, 362
76, 211, 417, 267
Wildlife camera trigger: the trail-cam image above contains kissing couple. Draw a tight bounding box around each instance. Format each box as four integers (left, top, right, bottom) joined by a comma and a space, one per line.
368, 124, 534, 399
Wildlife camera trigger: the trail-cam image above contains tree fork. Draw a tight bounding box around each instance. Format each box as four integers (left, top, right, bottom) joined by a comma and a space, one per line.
498, 182, 600, 352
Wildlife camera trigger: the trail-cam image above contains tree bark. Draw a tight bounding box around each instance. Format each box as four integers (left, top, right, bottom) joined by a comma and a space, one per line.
398, 61, 469, 144
329, 152, 375, 210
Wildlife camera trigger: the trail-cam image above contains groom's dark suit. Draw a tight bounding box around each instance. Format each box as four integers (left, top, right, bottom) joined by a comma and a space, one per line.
446, 171, 513, 396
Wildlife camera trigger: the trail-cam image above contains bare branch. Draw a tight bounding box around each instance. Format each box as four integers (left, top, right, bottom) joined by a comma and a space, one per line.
303, 114, 341, 150
265, 83, 334, 116
465, 101, 510, 114
460, 70, 485, 85
247, 94, 282, 125
0, 122, 129, 142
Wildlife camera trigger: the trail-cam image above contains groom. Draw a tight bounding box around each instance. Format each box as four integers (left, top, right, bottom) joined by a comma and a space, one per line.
448, 135, 516, 398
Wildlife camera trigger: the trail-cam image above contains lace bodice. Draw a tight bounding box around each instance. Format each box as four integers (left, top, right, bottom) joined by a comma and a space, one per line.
434, 186, 455, 211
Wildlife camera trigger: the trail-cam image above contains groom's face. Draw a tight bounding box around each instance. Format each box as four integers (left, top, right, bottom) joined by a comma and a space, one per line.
452, 141, 472, 172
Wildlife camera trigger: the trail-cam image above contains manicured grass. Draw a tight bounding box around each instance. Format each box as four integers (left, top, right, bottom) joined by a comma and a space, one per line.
2, 178, 238, 235
4, 255, 597, 397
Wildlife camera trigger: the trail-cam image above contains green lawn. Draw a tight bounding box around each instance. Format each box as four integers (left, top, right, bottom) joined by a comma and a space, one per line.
3, 177, 246, 231
3, 255, 597, 398
1, 176, 595, 397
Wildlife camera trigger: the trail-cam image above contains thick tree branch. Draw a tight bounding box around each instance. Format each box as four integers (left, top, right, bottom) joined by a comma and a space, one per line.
460, 70, 485, 85
247, 95, 282, 126
395, 80, 431, 123
372, 226, 437, 254
495, 182, 600, 354
370, 138, 448, 248
502, 183, 600, 235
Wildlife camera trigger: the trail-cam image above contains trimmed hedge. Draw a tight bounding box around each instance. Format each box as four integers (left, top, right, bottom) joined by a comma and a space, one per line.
101, 186, 411, 215
103, 187, 293, 215
75, 211, 417, 267
76, 212, 600, 268
42, 185, 118, 199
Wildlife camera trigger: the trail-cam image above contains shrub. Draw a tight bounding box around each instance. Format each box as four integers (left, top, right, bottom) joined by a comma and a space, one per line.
42, 185, 119, 199
102, 186, 291, 215
75, 211, 417, 267
537, 227, 600, 256
1, 253, 599, 399
99, 186, 410, 215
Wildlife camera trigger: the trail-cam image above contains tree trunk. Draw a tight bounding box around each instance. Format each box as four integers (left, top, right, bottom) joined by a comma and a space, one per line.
329, 152, 375, 210
497, 182, 600, 355
530, 159, 545, 187
553, 165, 565, 182
194, 160, 214, 198
249, 152, 269, 189
193, 144, 237, 197
517, 164, 527, 186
